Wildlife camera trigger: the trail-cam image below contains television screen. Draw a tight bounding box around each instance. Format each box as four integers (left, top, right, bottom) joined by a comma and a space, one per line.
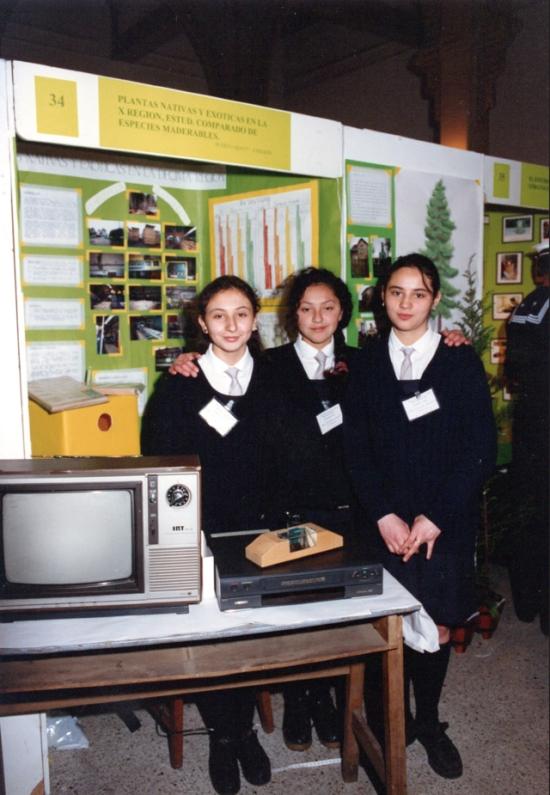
3, 490, 133, 585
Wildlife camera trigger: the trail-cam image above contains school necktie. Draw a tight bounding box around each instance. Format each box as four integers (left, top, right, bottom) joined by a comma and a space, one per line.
225, 367, 243, 395
313, 351, 327, 379
400, 347, 415, 380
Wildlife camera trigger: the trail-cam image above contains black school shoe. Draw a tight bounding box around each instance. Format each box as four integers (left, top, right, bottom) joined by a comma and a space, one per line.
283, 692, 312, 750
416, 721, 463, 779
309, 690, 341, 748
235, 729, 271, 786
208, 734, 240, 795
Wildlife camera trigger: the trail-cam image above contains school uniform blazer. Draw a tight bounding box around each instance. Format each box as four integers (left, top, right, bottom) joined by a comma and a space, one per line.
265, 342, 359, 516
343, 337, 497, 557
141, 358, 275, 535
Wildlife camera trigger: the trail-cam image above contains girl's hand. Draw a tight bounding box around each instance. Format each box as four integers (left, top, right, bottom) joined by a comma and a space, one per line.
441, 329, 470, 347
402, 514, 441, 562
377, 513, 411, 555
169, 352, 202, 377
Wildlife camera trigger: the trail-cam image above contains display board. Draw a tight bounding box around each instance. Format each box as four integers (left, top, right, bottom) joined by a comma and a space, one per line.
482, 205, 549, 462
16, 150, 341, 410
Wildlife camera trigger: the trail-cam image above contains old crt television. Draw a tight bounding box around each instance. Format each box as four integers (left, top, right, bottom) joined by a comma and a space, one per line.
0, 456, 201, 619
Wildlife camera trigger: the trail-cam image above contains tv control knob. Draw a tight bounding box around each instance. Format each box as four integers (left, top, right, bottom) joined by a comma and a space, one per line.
166, 483, 191, 507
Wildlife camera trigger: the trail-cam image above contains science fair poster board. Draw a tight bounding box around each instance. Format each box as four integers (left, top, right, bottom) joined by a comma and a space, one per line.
482, 161, 548, 461
343, 127, 485, 349
15, 159, 340, 407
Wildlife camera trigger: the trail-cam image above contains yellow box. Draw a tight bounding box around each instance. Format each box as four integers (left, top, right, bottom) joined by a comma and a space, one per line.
29, 395, 140, 457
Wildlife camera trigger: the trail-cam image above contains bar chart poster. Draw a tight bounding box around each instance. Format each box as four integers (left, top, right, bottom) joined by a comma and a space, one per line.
209, 182, 318, 299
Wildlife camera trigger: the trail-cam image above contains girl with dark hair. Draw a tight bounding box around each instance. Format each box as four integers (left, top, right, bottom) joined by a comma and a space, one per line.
265, 267, 358, 753
141, 275, 272, 795
344, 254, 496, 780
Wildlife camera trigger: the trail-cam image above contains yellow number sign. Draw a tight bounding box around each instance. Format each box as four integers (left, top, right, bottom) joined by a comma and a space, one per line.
35, 77, 79, 137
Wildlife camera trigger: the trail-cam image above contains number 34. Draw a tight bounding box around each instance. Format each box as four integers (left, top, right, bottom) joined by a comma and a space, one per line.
49, 93, 65, 107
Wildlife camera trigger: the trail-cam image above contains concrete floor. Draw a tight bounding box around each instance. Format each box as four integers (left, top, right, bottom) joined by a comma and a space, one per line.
48, 565, 548, 795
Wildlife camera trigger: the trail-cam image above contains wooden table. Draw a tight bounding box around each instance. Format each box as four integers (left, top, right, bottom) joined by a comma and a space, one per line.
0, 573, 421, 794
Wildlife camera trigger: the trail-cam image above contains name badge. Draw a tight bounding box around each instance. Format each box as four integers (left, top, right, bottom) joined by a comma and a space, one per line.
199, 398, 238, 436
402, 388, 440, 421
316, 403, 343, 434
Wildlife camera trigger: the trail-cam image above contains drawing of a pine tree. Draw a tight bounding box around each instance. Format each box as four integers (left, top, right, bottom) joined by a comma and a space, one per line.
421, 179, 460, 329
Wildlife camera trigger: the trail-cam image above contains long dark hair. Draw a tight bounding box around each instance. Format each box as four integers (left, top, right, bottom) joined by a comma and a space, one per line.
191, 275, 264, 356
280, 267, 353, 355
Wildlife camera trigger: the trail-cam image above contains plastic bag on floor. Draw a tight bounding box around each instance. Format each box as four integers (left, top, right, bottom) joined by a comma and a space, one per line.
47, 714, 89, 750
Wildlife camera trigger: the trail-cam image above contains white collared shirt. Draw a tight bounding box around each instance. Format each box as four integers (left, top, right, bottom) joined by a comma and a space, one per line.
388, 327, 441, 380
198, 345, 254, 394
294, 336, 335, 380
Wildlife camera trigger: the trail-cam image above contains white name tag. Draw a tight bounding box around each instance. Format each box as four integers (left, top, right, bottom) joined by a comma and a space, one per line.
316, 403, 343, 434
402, 388, 440, 421
199, 398, 238, 436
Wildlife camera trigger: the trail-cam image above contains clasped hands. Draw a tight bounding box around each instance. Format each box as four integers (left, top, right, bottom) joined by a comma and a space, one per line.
377, 513, 441, 562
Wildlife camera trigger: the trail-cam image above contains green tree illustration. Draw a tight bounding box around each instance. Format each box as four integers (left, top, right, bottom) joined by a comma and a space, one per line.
420, 179, 460, 328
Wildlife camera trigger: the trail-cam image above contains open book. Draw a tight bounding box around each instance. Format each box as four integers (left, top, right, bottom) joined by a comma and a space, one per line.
28, 376, 109, 414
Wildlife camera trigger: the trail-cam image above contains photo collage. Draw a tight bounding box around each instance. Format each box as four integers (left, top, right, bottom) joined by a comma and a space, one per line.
345, 161, 396, 348
87, 192, 199, 370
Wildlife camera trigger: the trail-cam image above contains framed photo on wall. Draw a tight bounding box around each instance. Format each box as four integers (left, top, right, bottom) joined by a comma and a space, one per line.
541, 218, 549, 241
502, 215, 533, 242
496, 252, 522, 284
492, 292, 523, 320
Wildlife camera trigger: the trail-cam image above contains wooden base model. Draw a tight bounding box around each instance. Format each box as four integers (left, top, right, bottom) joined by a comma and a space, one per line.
245, 523, 343, 568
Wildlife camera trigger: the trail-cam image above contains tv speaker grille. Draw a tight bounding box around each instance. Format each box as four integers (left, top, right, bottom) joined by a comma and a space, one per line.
148, 547, 200, 593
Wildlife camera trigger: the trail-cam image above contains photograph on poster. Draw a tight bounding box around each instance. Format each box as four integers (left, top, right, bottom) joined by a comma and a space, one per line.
356, 283, 375, 313
372, 237, 392, 278
166, 286, 197, 310
496, 252, 522, 284
95, 315, 120, 355
493, 292, 523, 320
129, 315, 163, 341
127, 222, 162, 248
128, 191, 159, 217
541, 218, 549, 241
349, 236, 369, 278
88, 219, 124, 247
129, 285, 162, 311
89, 252, 125, 279
90, 284, 125, 311
166, 314, 184, 338
490, 338, 507, 364
154, 346, 184, 371
502, 215, 533, 243
165, 224, 198, 251
128, 254, 162, 280
165, 255, 197, 280
356, 315, 378, 348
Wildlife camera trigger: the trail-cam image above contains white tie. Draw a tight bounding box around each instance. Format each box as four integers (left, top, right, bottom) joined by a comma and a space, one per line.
400, 347, 415, 380
225, 367, 243, 395
313, 351, 327, 380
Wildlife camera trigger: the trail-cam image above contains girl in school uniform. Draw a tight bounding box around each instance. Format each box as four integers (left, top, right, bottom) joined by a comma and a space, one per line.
141, 275, 273, 795
344, 253, 497, 779
265, 267, 358, 753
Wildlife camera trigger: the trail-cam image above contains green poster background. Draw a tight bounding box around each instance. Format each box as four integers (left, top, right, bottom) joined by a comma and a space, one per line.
344, 160, 396, 347
17, 153, 341, 417
482, 208, 548, 463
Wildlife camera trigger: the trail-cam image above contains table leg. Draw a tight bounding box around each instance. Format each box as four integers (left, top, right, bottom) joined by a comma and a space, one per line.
341, 661, 364, 782
382, 614, 407, 795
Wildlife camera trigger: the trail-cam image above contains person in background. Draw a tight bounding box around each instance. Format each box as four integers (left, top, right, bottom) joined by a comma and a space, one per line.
344, 254, 496, 779
505, 242, 549, 635
141, 275, 273, 795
